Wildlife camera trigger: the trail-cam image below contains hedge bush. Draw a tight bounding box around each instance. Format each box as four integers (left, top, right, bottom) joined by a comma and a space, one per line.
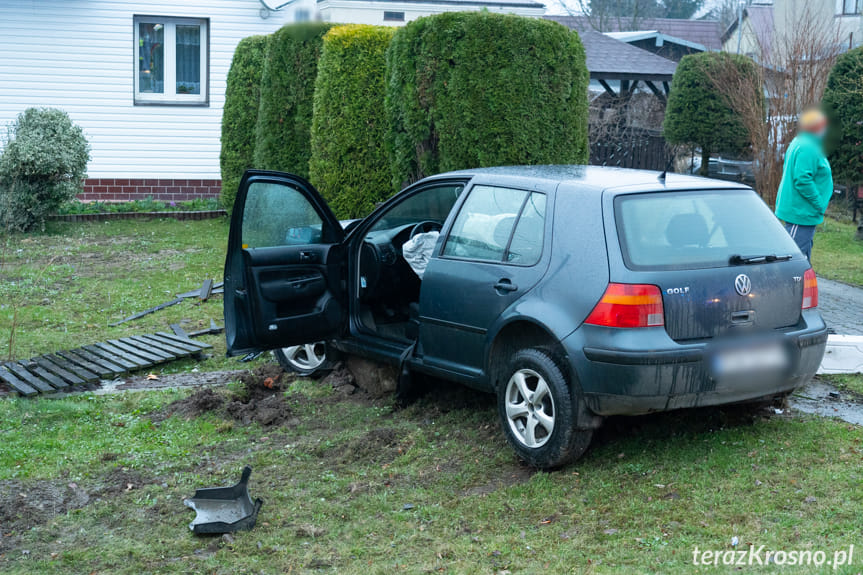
0, 108, 90, 232
823, 46, 863, 187
663, 52, 755, 174
254, 22, 335, 178
220, 34, 269, 213
309, 25, 395, 219
385, 13, 589, 191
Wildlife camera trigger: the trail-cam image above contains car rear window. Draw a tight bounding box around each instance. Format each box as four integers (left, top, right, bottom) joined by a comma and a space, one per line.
615, 189, 801, 270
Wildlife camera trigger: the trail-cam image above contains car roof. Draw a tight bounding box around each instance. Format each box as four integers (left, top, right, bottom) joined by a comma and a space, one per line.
427, 165, 751, 194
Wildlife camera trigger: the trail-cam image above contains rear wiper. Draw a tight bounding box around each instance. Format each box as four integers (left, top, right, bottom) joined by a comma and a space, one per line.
729, 254, 793, 265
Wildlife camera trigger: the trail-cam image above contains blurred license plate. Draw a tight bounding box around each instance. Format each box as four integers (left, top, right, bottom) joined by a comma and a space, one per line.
713, 343, 788, 376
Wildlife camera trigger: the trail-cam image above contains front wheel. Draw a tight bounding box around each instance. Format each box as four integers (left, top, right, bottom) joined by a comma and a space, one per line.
497, 348, 592, 469
274, 342, 330, 378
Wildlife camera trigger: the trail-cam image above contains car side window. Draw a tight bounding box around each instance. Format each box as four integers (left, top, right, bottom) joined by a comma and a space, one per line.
444, 185, 543, 263
367, 183, 464, 233
506, 192, 546, 265
242, 181, 325, 249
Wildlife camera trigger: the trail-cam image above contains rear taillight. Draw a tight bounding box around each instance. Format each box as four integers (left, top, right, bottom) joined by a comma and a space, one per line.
584, 283, 664, 328
802, 268, 818, 309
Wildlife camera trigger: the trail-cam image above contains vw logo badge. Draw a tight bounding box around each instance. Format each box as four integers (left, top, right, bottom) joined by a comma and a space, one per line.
735, 274, 751, 296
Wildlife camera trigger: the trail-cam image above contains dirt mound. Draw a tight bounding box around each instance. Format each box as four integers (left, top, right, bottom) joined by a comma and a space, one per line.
237, 364, 292, 400
153, 387, 224, 421
329, 428, 408, 464
154, 366, 295, 427
0, 480, 91, 551
226, 393, 293, 427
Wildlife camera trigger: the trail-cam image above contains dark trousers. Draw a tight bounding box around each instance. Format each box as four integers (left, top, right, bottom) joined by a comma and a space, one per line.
784, 222, 816, 260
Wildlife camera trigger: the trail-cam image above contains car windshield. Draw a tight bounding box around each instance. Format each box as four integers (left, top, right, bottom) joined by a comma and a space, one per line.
615, 189, 801, 270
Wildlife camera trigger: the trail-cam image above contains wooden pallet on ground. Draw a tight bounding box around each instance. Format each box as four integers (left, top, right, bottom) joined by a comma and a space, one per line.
0, 332, 213, 396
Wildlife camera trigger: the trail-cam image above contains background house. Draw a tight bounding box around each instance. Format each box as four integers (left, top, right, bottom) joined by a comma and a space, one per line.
0, 0, 544, 203
318, 0, 544, 25
722, 0, 862, 58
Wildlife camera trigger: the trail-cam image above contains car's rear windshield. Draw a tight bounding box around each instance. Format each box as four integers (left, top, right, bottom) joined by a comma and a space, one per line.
615, 189, 801, 270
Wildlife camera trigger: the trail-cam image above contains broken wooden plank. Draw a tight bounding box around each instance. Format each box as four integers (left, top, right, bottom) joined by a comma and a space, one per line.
22, 362, 69, 390
111, 338, 174, 363
108, 297, 184, 327
42, 354, 99, 383
62, 349, 125, 377
129, 335, 191, 359
0, 366, 38, 396
4, 362, 55, 393
170, 323, 190, 338
199, 279, 214, 301
108, 338, 177, 363
86, 344, 147, 370
154, 332, 213, 350
177, 281, 224, 299
30, 357, 82, 386
187, 320, 224, 338
150, 334, 211, 356
96, 340, 162, 367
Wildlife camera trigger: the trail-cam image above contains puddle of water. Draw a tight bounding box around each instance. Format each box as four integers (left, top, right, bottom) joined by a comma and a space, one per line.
789, 381, 863, 426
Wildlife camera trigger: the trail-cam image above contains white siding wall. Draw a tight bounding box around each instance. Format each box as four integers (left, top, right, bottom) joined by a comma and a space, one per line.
0, 0, 312, 179
318, 1, 545, 26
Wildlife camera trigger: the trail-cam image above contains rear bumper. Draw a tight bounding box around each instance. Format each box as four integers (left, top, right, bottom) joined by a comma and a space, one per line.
564, 310, 828, 416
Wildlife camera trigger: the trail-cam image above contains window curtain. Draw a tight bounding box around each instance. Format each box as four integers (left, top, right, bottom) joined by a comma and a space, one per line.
176, 25, 201, 94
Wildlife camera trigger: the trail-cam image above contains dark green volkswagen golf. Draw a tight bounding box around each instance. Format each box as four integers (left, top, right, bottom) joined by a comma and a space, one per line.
224, 166, 828, 469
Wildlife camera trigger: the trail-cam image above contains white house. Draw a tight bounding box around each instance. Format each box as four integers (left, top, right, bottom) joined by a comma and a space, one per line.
0, 0, 544, 203
318, 0, 544, 26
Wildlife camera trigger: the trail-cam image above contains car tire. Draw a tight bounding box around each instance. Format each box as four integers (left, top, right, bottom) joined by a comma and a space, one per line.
497, 348, 592, 469
274, 341, 332, 378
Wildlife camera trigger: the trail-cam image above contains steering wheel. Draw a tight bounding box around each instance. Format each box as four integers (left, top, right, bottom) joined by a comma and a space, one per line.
409, 220, 442, 239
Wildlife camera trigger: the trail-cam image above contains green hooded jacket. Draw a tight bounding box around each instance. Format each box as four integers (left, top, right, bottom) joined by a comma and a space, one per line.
775, 131, 833, 226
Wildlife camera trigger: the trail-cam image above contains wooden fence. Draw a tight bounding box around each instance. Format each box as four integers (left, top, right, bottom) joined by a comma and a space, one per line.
589, 131, 672, 172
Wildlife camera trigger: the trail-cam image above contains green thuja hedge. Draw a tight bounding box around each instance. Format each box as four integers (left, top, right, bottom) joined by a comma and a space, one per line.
254, 22, 335, 178
220, 34, 268, 212
663, 52, 757, 175
823, 46, 863, 188
309, 25, 395, 219
385, 12, 589, 191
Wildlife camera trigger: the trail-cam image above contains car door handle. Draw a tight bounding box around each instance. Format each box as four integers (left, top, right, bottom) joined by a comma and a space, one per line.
299, 251, 317, 263
494, 279, 518, 293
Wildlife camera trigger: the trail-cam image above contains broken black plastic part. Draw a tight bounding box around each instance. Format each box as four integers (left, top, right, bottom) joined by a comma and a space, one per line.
184, 466, 263, 535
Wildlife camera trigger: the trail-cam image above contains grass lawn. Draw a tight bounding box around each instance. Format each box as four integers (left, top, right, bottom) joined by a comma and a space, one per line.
0, 217, 268, 373
1, 382, 862, 574
1, 218, 863, 573
812, 217, 863, 286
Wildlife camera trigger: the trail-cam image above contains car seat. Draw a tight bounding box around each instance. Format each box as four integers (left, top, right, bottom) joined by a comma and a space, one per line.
665, 213, 709, 248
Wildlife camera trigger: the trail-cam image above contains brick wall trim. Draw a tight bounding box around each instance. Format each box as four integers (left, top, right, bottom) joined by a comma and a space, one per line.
78, 178, 222, 202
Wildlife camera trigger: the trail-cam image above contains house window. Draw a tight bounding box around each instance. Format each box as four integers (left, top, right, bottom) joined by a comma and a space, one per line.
295, 9, 310, 22
134, 16, 208, 105
383, 11, 405, 22
841, 0, 861, 15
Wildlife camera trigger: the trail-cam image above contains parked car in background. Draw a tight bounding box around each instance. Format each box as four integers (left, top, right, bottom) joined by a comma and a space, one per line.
224, 166, 828, 469
687, 155, 756, 185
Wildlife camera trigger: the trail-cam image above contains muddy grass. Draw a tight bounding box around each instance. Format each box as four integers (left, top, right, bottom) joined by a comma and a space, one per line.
154, 365, 297, 428
0, 467, 158, 553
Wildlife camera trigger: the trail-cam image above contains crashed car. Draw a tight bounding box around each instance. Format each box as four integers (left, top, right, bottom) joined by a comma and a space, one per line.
224, 166, 828, 469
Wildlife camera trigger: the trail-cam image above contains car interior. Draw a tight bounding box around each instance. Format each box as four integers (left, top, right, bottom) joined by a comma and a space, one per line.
357, 183, 465, 341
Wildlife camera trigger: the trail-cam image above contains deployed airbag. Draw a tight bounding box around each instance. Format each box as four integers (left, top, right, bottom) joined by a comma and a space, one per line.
402, 231, 439, 279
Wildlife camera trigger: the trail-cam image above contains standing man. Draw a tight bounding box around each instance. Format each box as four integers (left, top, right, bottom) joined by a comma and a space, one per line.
775, 108, 834, 260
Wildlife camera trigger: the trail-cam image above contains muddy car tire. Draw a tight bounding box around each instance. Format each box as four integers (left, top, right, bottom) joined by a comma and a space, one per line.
274, 342, 332, 378
497, 348, 592, 469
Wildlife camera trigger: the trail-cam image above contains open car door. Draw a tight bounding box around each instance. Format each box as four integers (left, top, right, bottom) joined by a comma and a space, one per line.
224, 170, 346, 356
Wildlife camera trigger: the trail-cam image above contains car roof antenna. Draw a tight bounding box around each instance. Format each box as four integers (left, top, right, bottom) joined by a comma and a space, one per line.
658, 156, 675, 184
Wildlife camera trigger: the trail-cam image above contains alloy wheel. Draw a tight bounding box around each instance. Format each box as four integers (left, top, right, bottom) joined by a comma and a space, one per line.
504, 368, 555, 448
